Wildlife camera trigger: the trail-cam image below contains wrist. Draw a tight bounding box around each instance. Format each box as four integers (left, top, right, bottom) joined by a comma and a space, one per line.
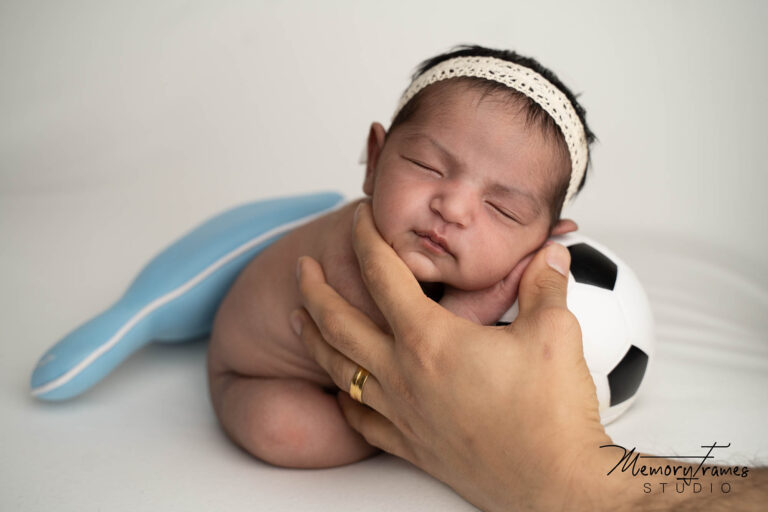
548, 432, 642, 511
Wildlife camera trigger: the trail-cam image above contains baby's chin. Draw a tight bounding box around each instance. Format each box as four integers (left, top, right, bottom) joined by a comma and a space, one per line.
399, 251, 498, 291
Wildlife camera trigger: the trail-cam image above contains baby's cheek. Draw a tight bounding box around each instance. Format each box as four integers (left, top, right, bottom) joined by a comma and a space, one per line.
456, 255, 514, 290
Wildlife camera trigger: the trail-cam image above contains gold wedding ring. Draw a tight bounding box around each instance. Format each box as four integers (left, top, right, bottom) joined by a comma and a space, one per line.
349, 366, 370, 403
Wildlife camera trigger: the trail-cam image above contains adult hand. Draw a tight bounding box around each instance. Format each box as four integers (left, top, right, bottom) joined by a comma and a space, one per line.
291, 202, 611, 511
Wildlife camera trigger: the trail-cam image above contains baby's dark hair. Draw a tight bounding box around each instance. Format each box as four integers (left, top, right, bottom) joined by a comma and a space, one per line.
389, 44, 597, 227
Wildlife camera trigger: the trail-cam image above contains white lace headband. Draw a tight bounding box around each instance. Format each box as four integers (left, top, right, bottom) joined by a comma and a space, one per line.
386, 55, 589, 209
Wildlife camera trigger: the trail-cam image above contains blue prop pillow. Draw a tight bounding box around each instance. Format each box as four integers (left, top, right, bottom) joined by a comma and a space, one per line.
31, 192, 345, 400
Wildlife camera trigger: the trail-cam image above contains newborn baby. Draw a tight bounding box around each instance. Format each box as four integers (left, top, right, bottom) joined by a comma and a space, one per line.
207, 45, 595, 468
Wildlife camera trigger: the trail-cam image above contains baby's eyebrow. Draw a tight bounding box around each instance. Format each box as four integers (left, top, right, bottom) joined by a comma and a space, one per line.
402, 133, 461, 167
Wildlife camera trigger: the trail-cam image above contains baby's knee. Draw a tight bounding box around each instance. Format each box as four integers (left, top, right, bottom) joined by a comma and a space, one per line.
215, 378, 328, 466
210, 375, 374, 468
247, 397, 315, 466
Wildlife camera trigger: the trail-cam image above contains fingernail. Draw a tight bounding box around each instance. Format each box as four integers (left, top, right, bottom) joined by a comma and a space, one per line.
545, 243, 570, 277
296, 257, 304, 281
290, 310, 303, 336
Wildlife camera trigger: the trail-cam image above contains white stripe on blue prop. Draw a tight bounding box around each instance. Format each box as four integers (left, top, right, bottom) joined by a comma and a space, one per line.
31, 192, 346, 400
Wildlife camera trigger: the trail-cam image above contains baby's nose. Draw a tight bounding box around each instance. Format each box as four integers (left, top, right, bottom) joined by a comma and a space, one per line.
429, 185, 475, 227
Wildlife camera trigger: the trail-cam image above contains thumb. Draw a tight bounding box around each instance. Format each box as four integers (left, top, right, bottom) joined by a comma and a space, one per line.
517, 242, 571, 317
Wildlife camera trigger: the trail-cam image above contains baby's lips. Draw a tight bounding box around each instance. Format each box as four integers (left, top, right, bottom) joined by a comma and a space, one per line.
414, 229, 453, 255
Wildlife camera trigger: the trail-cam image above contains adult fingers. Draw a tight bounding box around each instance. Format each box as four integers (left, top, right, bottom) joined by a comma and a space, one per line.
297, 255, 393, 376
352, 202, 440, 336
291, 308, 393, 420
515, 242, 586, 369
336, 392, 416, 465
516, 242, 571, 318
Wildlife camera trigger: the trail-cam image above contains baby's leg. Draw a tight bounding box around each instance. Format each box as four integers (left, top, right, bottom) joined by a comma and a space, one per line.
210, 372, 378, 468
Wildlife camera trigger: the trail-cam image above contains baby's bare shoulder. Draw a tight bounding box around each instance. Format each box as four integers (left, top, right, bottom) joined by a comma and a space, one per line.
208, 202, 364, 380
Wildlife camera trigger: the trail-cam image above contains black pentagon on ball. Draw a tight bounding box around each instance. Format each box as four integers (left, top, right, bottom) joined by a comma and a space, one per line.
608, 345, 649, 406
566, 243, 618, 290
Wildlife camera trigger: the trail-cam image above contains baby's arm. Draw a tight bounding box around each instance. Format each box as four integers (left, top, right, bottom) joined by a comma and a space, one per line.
439, 252, 534, 325
209, 370, 377, 468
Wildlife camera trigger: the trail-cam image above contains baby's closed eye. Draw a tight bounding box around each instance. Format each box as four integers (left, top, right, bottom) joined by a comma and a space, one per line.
402, 155, 443, 176
486, 201, 521, 223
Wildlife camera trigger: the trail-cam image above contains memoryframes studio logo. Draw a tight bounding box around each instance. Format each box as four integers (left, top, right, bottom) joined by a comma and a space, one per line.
600, 442, 751, 495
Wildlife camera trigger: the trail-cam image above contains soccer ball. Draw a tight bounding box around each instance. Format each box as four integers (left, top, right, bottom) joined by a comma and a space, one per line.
497, 232, 655, 424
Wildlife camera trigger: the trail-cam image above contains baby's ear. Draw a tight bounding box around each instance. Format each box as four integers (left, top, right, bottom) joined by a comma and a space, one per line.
363, 122, 387, 196
550, 218, 578, 236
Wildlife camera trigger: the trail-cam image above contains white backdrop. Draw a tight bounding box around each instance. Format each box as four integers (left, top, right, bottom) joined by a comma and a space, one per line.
2, 1, 767, 511
3, 1, 767, 254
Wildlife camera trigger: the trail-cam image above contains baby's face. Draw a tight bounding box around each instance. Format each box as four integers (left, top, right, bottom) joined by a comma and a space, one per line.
364, 82, 567, 291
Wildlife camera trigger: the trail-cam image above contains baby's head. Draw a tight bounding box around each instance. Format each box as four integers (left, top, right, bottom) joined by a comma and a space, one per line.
362, 45, 596, 291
